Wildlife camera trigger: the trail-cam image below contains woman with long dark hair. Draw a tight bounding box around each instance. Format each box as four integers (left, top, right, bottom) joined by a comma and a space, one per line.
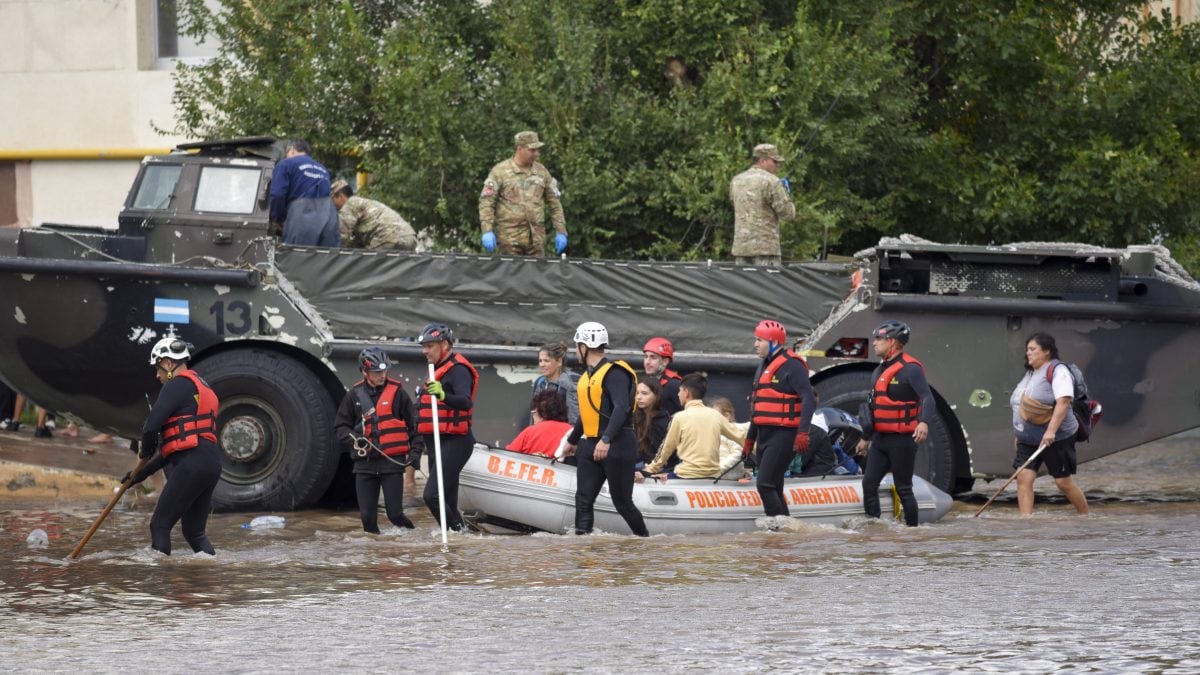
633, 379, 671, 466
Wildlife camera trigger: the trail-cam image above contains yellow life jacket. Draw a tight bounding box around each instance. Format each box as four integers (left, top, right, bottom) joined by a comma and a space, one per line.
577, 359, 639, 438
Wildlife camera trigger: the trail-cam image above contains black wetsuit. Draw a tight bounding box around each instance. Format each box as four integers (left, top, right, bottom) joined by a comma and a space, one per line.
418, 356, 476, 532
746, 351, 816, 517
568, 358, 649, 537
861, 353, 935, 527
334, 378, 424, 533
138, 374, 222, 555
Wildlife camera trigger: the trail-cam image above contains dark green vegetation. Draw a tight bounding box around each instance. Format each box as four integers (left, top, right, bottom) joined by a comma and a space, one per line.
169, 1, 1200, 268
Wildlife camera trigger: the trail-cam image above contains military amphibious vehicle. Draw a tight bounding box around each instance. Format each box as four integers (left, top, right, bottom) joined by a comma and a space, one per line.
1, 137, 1197, 510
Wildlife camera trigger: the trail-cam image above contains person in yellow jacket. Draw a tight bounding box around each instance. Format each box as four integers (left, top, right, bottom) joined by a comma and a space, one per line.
564, 322, 649, 536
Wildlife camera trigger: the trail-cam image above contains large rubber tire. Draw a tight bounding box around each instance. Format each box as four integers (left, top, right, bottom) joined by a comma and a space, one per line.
196, 348, 338, 511
815, 369, 958, 494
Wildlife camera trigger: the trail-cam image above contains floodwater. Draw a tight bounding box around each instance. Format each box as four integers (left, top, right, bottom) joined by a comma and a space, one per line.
2, 435, 1198, 672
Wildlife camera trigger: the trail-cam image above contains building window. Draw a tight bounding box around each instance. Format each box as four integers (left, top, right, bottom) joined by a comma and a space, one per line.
153, 0, 220, 68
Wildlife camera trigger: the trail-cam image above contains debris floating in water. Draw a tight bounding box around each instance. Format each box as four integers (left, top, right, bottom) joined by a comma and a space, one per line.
26, 528, 49, 548
242, 515, 286, 530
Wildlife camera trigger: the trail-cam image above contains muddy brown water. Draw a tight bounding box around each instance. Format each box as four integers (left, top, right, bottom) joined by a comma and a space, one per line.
2, 434, 1198, 672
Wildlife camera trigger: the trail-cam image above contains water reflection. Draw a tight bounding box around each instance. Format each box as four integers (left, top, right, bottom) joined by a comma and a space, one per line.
1, 436, 1198, 670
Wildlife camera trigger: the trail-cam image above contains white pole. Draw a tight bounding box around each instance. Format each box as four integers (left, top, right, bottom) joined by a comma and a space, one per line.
428, 363, 449, 545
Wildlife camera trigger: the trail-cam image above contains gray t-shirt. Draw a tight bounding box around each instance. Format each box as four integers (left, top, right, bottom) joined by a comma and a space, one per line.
1010, 361, 1078, 445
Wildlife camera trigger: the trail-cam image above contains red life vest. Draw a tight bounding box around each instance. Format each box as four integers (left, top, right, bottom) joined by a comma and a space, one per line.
161, 370, 219, 458
750, 349, 808, 428
359, 379, 411, 456
417, 352, 479, 435
658, 368, 681, 389
870, 352, 924, 434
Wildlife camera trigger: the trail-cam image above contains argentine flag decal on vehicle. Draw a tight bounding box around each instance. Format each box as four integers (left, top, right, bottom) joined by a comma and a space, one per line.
153, 298, 190, 324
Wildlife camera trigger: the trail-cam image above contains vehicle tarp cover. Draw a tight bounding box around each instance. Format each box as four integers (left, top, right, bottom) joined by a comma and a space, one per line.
276, 248, 849, 352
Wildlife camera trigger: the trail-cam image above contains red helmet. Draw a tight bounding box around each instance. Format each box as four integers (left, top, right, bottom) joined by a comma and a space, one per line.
754, 320, 787, 344
643, 337, 674, 360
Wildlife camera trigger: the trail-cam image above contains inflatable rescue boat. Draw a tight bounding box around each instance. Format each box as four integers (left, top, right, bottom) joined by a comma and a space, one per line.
458, 445, 954, 534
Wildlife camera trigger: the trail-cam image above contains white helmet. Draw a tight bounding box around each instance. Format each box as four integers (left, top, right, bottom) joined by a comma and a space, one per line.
573, 321, 609, 348
149, 337, 192, 365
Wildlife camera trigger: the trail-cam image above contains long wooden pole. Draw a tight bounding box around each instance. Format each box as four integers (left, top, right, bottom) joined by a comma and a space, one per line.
69, 456, 149, 560
974, 443, 1048, 517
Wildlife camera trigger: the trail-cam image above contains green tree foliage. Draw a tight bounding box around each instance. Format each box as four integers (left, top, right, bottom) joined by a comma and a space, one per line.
877, 1, 1200, 265
170, 0, 1200, 270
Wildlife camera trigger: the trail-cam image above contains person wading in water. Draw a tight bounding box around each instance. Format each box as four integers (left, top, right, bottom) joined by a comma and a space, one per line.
564, 322, 650, 537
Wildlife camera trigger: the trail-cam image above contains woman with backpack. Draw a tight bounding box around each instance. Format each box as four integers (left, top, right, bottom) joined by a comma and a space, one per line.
1010, 332, 1089, 516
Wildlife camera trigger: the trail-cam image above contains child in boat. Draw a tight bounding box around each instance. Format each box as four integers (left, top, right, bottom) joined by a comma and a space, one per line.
507, 389, 573, 458
711, 397, 751, 477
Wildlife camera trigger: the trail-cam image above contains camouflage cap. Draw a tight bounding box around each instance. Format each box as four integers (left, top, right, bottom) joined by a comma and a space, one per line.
330, 179, 351, 195
752, 143, 785, 162
514, 131, 545, 149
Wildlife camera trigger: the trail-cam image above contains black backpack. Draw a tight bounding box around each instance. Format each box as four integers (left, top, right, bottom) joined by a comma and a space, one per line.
1047, 360, 1102, 442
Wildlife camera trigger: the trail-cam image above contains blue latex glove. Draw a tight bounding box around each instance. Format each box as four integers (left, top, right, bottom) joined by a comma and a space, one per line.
425, 380, 445, 401
554, 233, 568, 255
779, 177, 792, 194
481, 231, 496, 253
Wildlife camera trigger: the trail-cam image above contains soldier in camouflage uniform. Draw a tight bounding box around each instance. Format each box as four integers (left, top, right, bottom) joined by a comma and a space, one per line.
729, 143, 796, 266
331, 180, 417, 251
479, 131, 568, 256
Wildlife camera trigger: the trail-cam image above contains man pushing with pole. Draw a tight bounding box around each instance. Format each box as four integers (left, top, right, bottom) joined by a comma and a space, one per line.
416, 323, 478, 537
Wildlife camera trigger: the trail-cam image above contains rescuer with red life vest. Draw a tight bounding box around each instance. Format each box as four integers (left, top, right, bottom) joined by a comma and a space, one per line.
855, 320, 935, 527
642, 337, 683, 415
743, 320, 817, 519
122, 337, 222, 555
415, 323, 479, 532
334, 347, 424, 533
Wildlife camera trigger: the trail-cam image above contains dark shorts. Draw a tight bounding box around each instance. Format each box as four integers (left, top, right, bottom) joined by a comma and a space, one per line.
1013, 438, 1077, 478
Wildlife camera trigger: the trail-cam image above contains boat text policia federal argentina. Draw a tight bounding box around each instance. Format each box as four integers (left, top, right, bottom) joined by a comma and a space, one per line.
1, 137, 1198, 511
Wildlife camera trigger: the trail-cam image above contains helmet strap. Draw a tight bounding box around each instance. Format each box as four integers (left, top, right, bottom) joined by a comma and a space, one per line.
884, 341, 901, 360
156, 359, 178, 379
578, 344, 603, 367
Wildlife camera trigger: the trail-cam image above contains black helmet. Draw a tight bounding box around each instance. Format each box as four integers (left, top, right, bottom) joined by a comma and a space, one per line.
418, 323, 454, 345
872, 320, 911, 345
359, 347, 391, 372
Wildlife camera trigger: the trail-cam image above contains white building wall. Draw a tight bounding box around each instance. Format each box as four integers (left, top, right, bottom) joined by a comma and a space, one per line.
29, 161, 141, 227
0, 0, 185, 228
